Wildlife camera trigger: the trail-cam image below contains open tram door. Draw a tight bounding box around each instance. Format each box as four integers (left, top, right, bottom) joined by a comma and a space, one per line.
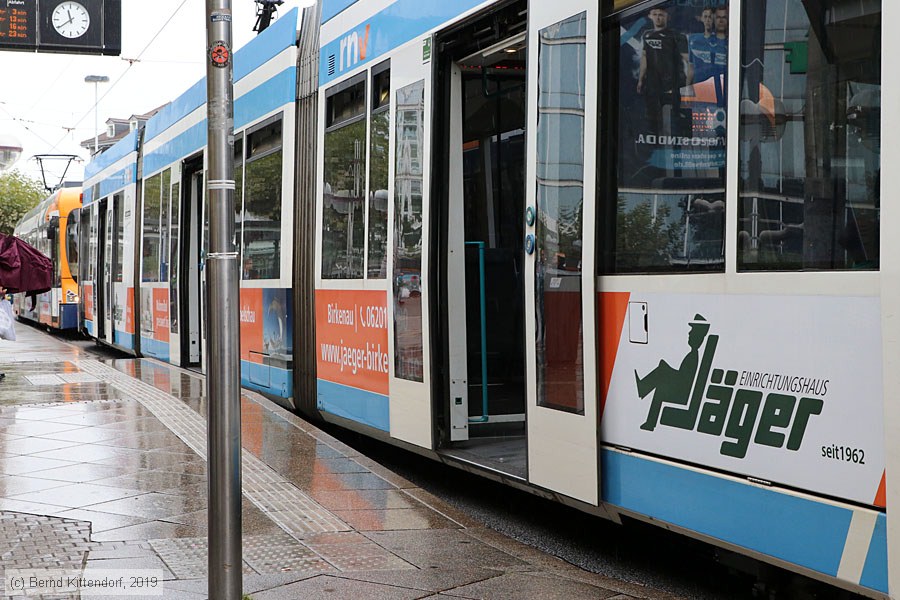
387, 39, 435, 449
523, 0, 600, 504
436, 0, 529, 477
96, 197, 114, 344
179, 155, 205, 370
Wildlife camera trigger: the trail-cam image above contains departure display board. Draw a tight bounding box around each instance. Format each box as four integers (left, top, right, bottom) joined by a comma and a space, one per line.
0, 0, 120, 55
0, 1, 36, 46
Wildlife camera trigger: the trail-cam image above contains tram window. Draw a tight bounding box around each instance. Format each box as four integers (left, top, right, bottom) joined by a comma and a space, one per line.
368, 65, 390, 279
393, 80, 425, 382
170, 182, 180, 333
323, 76, 367, 280
327, 75, 366, 127
65, 211, 79, 283
234, 134, 244, 270
160, 170, 171, 282
115, 194, 125, 283
142, 172, 162, 282
48, 218, 60, 288
600, 1, 728, 273
535, 13, 587, 414
88, 210, 97, 282
738, 1, 881, 271
243, 116, 283, 280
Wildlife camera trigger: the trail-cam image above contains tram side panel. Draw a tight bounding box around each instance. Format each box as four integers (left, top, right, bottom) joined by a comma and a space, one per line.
593, 0, 887, 597
82, 128, 141, 353
307, 0, 892, 597
127, 9, 300, 400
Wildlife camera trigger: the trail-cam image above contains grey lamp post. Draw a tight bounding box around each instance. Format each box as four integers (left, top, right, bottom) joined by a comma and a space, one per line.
84, 75, 109, 154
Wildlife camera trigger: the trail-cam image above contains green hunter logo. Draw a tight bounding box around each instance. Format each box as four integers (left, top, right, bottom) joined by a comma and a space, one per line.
634, 314, 825, 459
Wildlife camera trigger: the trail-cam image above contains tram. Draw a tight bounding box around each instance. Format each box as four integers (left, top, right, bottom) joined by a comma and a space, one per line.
81, 16, 297, 396
12, 184, 82, 330
83, 0, 895, 597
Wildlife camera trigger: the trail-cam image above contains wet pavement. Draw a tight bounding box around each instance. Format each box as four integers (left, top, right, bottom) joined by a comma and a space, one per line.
0, 324, 678, 599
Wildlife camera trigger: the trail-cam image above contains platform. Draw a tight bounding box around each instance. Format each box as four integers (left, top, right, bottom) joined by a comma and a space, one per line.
0, 324, 676, 599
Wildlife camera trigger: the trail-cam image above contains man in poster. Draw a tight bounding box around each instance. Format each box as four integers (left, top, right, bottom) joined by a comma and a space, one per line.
637, 6, 693, 136
690, 6, 728, 105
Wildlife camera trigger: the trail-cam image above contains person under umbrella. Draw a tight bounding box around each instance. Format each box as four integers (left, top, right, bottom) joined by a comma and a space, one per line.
0, 233, 53, 379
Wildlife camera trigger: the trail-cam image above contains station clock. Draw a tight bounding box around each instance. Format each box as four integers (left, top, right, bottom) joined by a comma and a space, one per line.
40, 0, 99, 47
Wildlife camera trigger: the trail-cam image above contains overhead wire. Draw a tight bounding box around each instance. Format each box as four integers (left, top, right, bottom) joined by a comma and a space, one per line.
48, 0, 192, 151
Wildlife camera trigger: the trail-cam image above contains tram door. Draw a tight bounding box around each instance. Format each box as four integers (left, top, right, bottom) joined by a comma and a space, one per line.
97, 198, 116, 344
523, 0, 600, 504
95, 200, 107, 340
180, 157, 204, 368
388, 40, 434, 449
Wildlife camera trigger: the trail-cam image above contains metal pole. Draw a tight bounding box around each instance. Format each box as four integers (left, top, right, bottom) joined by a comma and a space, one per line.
93, 82, 98, 154
204, 2, 241, 599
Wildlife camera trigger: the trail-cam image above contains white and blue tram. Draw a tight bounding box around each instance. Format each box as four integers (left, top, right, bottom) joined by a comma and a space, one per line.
85, 0, 896, 596
82, 11, 298, 397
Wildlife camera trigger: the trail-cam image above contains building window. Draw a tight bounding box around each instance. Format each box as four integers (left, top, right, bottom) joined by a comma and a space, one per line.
738, 0, 880, 270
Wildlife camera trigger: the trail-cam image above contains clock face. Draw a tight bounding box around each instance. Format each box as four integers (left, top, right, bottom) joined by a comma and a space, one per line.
51, 1, 90, 39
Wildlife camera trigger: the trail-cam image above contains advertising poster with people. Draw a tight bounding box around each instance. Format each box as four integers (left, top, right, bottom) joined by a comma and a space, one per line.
620, 1, 728, 182
240, 288, 294, 362
608, 0, 729, 272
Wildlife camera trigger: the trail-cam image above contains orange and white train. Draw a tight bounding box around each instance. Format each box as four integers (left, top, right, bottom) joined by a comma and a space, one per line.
13, 184, 82, 330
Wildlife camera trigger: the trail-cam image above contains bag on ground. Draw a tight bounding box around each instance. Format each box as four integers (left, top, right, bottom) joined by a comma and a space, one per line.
0, 299, 16, 341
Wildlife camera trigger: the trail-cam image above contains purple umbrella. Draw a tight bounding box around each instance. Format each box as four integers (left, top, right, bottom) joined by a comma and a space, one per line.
0, 234, 52, 307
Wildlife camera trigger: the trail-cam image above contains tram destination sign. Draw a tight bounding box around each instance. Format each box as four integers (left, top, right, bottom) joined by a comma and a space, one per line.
0, 0, 120, 55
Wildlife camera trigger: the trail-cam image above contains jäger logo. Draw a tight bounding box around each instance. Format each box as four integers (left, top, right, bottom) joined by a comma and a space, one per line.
633, 314, 824, 459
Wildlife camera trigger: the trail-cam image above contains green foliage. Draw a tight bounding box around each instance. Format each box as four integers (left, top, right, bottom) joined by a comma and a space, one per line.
0, 170, 45, 235
615, 195, 678, 268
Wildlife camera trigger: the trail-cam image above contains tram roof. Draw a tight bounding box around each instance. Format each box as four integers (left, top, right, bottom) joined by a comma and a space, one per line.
84, 7, 301, 182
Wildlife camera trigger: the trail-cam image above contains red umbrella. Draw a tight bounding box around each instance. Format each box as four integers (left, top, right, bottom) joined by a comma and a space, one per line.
0, 233, 52, 298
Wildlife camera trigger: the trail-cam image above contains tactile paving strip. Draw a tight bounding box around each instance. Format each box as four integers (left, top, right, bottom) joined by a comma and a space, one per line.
78, 360, 350, 537
150, 534, 335, 577
0, 511, 97, 593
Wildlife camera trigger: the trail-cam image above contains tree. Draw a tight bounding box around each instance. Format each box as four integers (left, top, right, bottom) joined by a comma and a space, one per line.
0, 170, 45, 235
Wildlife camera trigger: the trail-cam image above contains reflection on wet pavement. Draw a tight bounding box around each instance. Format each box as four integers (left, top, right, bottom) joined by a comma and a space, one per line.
0, 338, 454, 578
0, 325, 645, 600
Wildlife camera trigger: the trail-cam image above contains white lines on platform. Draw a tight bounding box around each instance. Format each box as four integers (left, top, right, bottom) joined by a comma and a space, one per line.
78, 360, 350, 537
24, 374, 101, 386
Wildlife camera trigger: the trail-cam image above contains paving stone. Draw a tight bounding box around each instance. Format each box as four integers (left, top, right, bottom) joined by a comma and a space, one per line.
251, 573, 427, 600
0, 326, 681, 600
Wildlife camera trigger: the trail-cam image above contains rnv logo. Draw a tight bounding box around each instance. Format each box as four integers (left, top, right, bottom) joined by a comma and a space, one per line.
340, 24, 371, 72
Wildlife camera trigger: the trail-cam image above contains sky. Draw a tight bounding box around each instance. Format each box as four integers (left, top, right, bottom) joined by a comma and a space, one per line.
0, 0, 316, 190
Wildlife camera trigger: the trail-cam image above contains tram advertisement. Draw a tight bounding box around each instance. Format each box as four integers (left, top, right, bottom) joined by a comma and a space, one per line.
315, 289, 389, 396
239, 288, 293, 361
83, 283, 93, 320
600, 292, 885, 507
620, 1, 728, 178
